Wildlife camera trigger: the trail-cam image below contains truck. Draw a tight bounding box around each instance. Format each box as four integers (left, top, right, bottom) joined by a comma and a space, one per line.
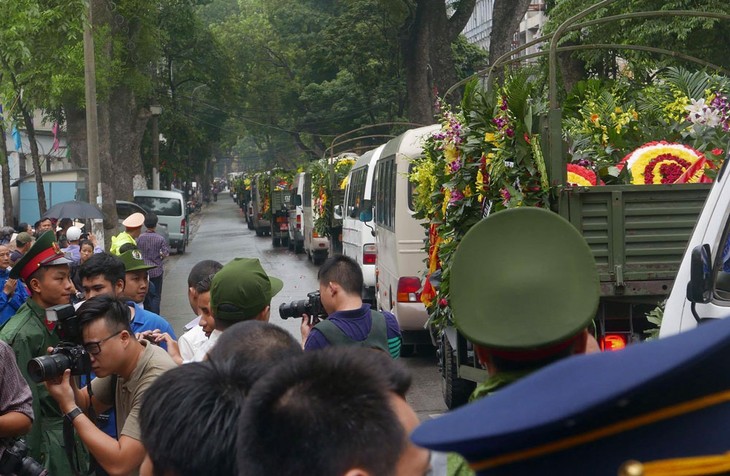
250, 172, 271, 237
270, 174, 291, 248
420, 11, 726, 408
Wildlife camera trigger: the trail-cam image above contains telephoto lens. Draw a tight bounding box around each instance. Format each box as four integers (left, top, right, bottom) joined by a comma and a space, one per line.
27, 353, 74, 383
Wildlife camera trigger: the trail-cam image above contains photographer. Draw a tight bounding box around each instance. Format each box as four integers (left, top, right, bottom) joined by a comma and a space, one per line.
45, 295, 176, 476
300, 255, 402, 358
0, 231, 80, 475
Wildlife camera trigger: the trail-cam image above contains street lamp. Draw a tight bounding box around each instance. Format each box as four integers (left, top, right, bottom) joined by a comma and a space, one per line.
150, 105, 162, 190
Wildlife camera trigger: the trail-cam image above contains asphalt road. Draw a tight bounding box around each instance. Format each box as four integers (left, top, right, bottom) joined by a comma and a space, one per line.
159, 191, 447, 421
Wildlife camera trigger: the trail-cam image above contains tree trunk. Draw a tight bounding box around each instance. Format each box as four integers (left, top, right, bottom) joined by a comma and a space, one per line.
19, 103, 47, 215
400, 0, 476, 125
64, 103, 87, 170
0, 122, 13, 225
489, 0, 533, 72
557, 41, 587, 94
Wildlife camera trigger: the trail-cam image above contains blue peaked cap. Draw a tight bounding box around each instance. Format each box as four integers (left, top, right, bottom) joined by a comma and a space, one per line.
412, 317, 730, 475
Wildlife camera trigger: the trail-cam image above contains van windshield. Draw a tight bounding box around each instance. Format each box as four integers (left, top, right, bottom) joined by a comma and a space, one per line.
134, 196, 182, 216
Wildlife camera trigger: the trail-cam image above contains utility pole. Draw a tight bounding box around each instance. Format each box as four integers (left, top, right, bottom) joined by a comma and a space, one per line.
83, 0, 103, 241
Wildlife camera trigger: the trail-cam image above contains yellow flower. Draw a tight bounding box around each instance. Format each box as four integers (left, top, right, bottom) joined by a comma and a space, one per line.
590, 114, 600, 124
484, 132, 497, 144
442, 189, 451, 216
444, 144, 458, 163
463, 186, 473, 198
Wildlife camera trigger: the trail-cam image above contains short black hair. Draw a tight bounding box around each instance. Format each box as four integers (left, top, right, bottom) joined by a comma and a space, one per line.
237, 347, 408, 476
16, 222, 28, 233
79, 239, 93, 250
140, 360, 246, 476
143, 213, 158, 229
58, 218, 73, 229
317, 254, 363, 295
187, 260, 223, 287
207, 321, 302, 383
194, 274, 214, 295
79, 252, 125, 286
77, 294, 132, 334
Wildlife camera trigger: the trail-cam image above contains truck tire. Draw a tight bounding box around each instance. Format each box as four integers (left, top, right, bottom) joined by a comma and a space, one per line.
282, 237, 290, 248
313, 252, 327, 266
272, 237, 281, 247
255, 227, 263, 237
440, 335, 475, 410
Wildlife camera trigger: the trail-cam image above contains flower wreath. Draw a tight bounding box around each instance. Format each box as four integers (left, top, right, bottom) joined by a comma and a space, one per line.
619, 141, 710, 184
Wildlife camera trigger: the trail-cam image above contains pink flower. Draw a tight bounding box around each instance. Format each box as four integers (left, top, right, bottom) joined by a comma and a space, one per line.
712, 148, 724, 156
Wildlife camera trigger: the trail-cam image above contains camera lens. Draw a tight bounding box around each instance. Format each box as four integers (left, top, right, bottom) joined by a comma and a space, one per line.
27, 353, 73, 383
279, 299, 308, 320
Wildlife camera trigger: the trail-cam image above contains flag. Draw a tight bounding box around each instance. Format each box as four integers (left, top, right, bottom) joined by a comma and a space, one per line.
52, 122, 59, 152
11, 126, 22, 152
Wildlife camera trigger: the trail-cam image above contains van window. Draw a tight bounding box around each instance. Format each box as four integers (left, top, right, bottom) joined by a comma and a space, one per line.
407, 163, 417, 212
134, 196, 182, 217
375, 158, 396, 230
304, 174, 312, 207
346, 166, 368, 218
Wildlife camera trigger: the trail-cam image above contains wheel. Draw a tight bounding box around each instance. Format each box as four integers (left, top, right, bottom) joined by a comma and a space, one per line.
177, 240, 186, 255
255, 228, 263, 237
295, 241, 304, 253
313, 252, 327, 266
282, 237, 290, 248
272, 237, 281, 247
440, 335, 476, 409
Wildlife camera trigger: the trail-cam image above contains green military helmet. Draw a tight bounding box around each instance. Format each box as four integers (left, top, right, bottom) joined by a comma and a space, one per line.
118, 249, 156, 272
450, 207, 599, 350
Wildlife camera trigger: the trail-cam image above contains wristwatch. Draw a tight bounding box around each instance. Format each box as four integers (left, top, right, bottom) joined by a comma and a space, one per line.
64, 407, 83, 423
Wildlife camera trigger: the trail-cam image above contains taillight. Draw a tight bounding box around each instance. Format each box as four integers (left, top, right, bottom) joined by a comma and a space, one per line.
296, 215, 301, 230
363, 244, 376, 265
312, 229, 319, 238
397, 277, 421, 303
179, 218, 186, 234
600, 334, 627, 352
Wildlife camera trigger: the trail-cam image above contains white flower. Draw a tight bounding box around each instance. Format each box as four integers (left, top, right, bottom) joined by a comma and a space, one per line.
685, 98, 707, 120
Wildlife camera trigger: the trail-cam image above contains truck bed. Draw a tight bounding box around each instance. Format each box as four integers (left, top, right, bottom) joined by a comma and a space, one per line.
560, 184, 711, 298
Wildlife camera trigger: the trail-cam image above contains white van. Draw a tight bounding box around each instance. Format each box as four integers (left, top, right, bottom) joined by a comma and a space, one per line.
660, 160, 730, 337
342, 144, 384, 305
370, 124, 439, 344
133, 189, 189, 254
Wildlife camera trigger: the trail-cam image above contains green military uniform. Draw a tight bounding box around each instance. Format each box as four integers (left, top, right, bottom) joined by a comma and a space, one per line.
0, 230, 86, 475
437, 208, 601, 476
0, 299, 71, 474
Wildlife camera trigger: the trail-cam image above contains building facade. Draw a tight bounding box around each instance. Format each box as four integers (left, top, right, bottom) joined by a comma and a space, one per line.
462, 0, 547, 56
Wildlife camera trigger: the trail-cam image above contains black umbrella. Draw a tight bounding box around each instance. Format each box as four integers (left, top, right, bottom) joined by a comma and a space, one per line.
42, 200, 104, 220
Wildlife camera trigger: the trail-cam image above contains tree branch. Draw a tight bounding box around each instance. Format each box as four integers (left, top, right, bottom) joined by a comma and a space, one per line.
448, 0, 477, 40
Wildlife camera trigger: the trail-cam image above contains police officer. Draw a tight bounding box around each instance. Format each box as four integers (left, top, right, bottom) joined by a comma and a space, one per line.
0, 230, 84, 475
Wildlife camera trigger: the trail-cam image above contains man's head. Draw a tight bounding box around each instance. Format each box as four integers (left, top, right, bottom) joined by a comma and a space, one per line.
195, 275, 215, 338
65, 226, 82, 244
207, 320, 302, 381
237, 347, 429, 476
210, 258, 283, 330
119, 249, 155, 304
37, 218, 54, 234
10, 231, 74, 307
143, 213, 158, 230
122, 212, 145, 238
79, 252, 126, 299
0, 245, 10, 270
317, 254, 364, 314
15, 232, 33, 253
187, 260, 223, 315
140, 360, 247, 476
77, 295, 135, 378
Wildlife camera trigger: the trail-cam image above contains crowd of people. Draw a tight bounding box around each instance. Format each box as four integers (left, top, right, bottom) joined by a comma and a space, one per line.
2, 206, 730, 476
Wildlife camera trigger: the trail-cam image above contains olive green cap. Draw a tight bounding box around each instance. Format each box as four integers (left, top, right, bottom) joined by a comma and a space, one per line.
211, 258, 283, 321
450, 207, 599, 350
119, 249, 156, 272
10, 230, 72, 281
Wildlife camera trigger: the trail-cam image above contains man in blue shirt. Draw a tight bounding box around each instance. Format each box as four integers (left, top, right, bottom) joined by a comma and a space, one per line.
300, 254, 402, 358
0, 244, 29, 327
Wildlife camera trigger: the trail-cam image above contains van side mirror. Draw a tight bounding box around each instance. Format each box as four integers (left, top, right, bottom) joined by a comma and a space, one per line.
687, 244, 713, 304
295, 195, 302, 206
333, 204, 343, 220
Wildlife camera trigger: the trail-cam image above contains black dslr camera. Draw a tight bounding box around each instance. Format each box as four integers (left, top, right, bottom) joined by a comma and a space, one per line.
0, 439, 48, 476
279, 291, 327, 320
27, 304, 91, 383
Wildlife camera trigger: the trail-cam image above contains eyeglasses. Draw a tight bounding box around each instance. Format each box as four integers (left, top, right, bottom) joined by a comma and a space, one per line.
83, 330, 123, 355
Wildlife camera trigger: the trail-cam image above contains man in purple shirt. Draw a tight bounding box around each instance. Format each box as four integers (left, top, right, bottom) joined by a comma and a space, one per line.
61, 226, 83, 264
135, 213, 169, 315
300, 255, 402, 358
0, 340, 33, 441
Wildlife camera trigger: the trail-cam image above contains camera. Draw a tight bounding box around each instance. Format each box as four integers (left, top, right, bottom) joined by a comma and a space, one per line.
279, 291, 327, 320
27, 343, 91, 383
0, 439, 48, 476
26, 305, 91, 383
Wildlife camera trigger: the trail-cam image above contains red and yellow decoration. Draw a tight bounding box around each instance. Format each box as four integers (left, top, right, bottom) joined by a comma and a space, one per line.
619, 141, 711, 184
566, 164, 600, 186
